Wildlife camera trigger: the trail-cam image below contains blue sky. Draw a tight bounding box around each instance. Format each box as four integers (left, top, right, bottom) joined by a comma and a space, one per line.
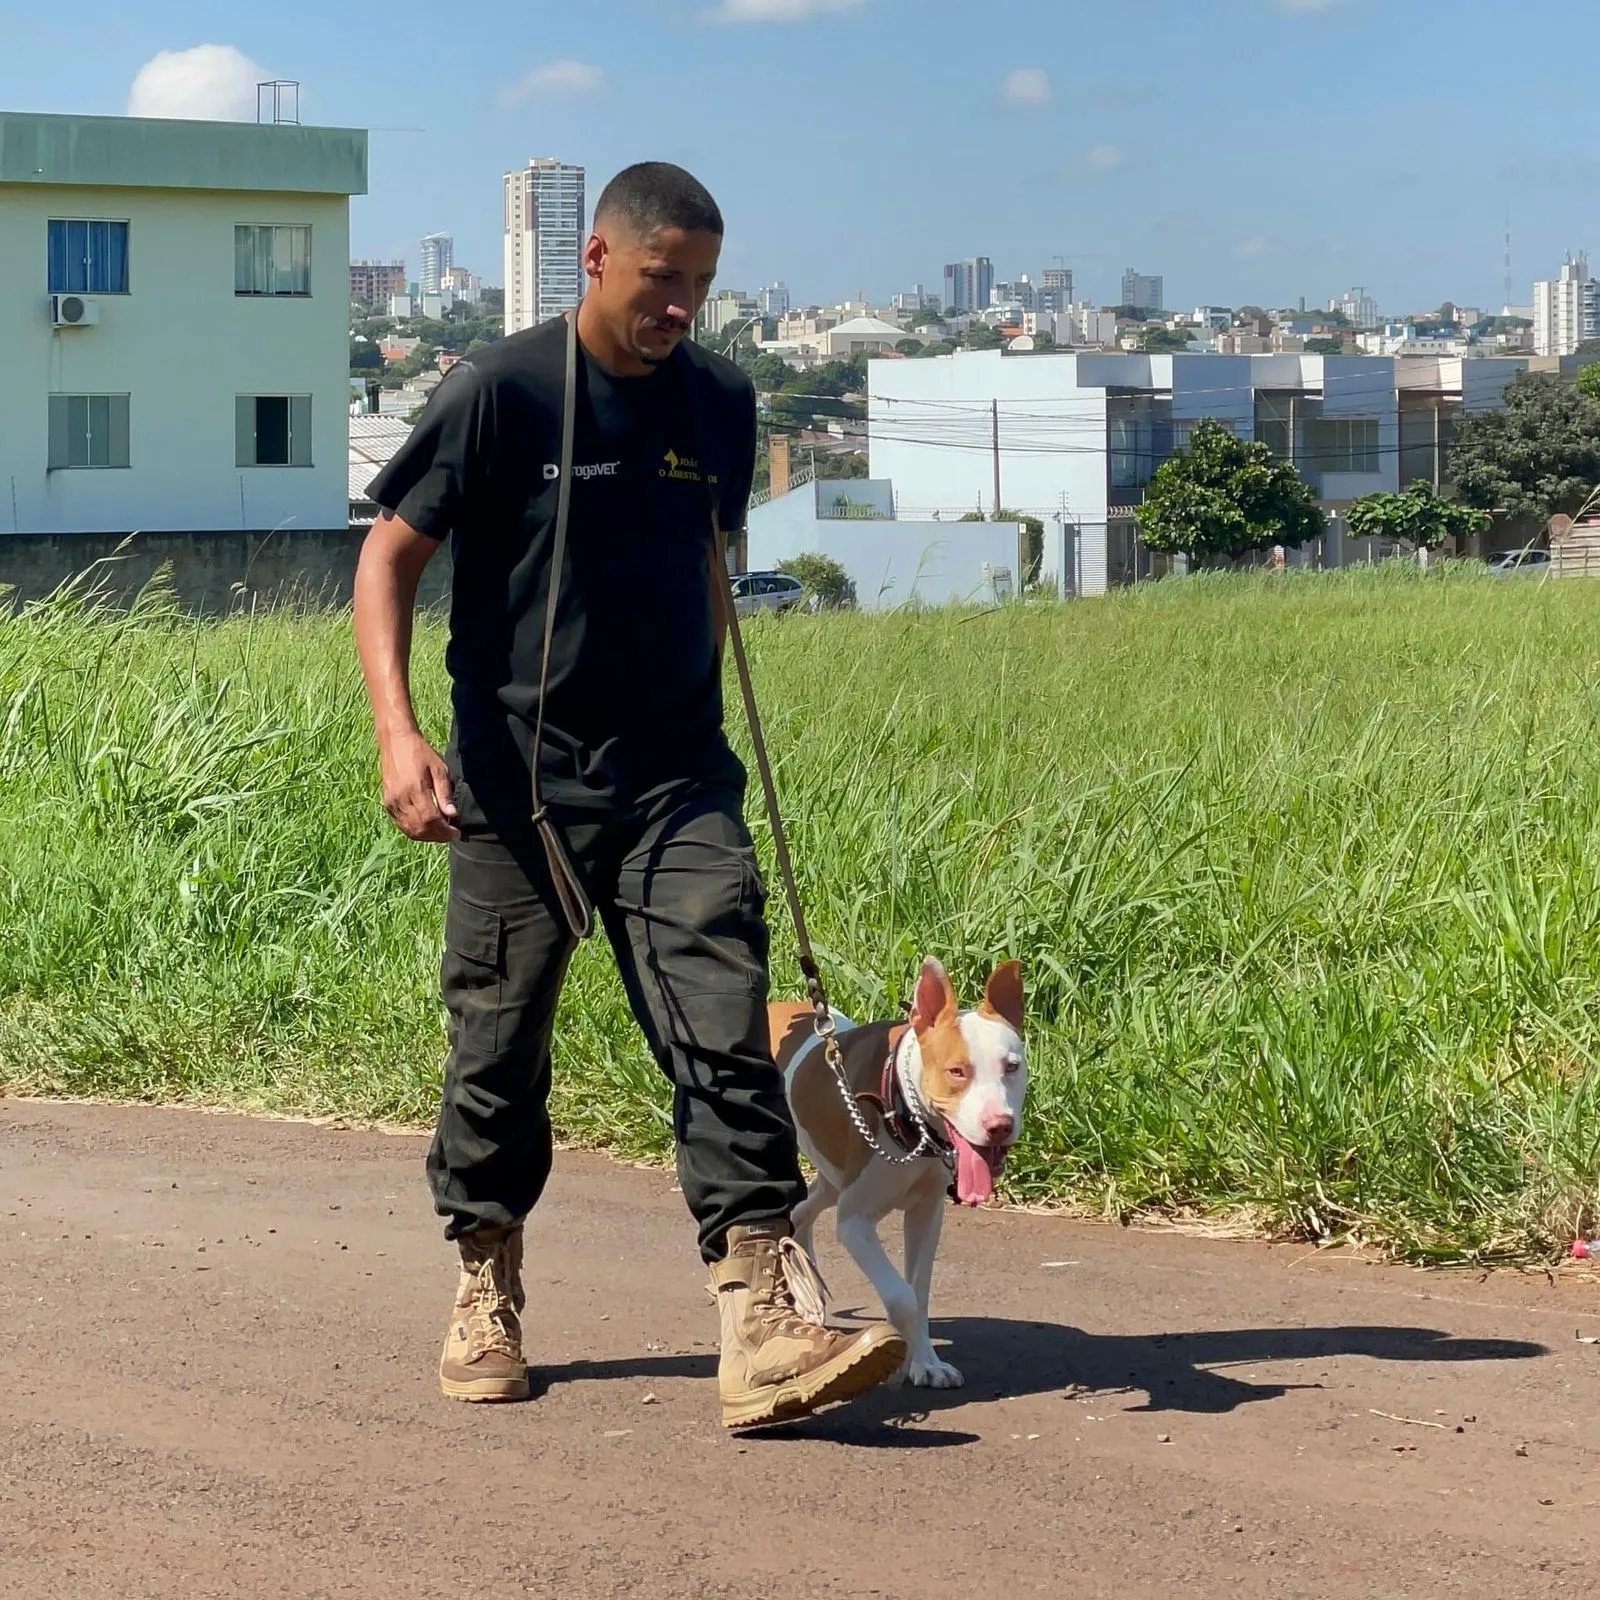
3, 0, 1595, 317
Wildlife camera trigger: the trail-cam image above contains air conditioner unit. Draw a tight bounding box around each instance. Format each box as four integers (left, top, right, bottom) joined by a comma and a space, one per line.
50, 294, 100, 328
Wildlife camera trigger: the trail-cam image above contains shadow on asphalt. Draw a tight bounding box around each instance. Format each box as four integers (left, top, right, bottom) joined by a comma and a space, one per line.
891, 1317, 1550, 1419
522, 1320, 1547, 1447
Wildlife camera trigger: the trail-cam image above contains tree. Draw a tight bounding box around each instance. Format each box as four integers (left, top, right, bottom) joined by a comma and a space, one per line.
916, 339, 956, 358
895, 338, 925, 358
1140, 326, 1193, 354
778, 552, 856, 610
1344, 481, 1490, 551
815, 452, 868, 480
1579, 362, 1600, 402
1107, 304, 1150, 322
349, 340, 383, 372
996, 508, 1045, 584
965, 324, 1004, 351
1135, 417, 1323, 562
1304, 337, 1346, 356
1449, 371, 1600, 519
738, 347, 794, 394
908, 306, 946, 332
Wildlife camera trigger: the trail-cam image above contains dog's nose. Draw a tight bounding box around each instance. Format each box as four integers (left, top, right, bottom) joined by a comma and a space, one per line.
982, 1112, 1014, 1143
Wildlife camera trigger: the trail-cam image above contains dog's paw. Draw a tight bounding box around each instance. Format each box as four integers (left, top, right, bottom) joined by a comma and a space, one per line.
905, 1355, 964, 1389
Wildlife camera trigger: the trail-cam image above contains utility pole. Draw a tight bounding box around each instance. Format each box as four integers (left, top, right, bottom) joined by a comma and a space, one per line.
991, 398, 1024, 590
991, 399, 1002, 520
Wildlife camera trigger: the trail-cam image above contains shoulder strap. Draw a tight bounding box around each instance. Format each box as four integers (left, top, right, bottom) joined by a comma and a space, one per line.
529, 312, 594, 941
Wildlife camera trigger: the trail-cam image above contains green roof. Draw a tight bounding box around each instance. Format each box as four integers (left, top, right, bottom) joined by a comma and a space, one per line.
0, 111, 367, 196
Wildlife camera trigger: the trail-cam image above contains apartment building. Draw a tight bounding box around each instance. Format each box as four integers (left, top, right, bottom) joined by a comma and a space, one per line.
867, 347, 1529, 583
503, 158, 585, 335
0, 110, 367, 536
350, 257, 406, 303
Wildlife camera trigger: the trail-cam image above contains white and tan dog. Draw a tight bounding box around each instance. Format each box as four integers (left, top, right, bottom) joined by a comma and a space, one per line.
770, 957, 1027, 1389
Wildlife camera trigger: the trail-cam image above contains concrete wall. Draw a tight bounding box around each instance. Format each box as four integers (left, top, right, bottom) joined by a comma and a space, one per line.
0, 527, 453, 614
868, 349, 1109, 524
746, 494, 1022, 609
0, 183, 351, 535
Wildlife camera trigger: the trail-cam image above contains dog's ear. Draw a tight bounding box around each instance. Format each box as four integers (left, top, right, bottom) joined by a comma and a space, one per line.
909, 957, 959, 1032
980, 960, 1024, 1034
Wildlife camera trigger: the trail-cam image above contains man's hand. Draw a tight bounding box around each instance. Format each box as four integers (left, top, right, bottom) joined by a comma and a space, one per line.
379, 730, 460, 843
354, 512, 454, 843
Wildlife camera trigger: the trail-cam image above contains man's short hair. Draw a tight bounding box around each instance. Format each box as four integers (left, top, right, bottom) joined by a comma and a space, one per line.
594, 162, 724, 241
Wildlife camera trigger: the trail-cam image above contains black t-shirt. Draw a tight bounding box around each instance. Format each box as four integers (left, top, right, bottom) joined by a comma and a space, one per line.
368, 317, 757, 825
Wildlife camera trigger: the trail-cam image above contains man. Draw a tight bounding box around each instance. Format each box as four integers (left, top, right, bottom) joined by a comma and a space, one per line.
353, 162, 905, 1428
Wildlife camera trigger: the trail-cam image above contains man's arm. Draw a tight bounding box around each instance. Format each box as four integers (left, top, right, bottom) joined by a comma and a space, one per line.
710, 379, 759, 659
353, 512, 459, 843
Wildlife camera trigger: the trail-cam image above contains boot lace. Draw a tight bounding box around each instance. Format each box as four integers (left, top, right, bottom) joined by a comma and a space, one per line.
770, 1237, 831, 1330
466, 1257, 518, 1358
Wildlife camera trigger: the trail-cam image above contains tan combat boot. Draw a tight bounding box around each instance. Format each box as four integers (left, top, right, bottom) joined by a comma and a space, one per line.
709, 1224, 906, 1430
439, 1223, 529, 1402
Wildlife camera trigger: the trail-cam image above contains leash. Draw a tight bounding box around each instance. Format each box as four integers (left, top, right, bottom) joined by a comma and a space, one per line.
528, 311, 598, 941
708, 522, 949, 1171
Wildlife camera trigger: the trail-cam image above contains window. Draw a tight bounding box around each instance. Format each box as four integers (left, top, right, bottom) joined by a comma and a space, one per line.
47, 220, 129, 294
48, 394, 130, 469
234, 225, 312, 296
236, 396, 313, 466
1304, 417, 1379, 475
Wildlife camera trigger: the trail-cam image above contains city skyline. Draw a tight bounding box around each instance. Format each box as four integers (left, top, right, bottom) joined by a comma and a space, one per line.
6, 0, 1600, 316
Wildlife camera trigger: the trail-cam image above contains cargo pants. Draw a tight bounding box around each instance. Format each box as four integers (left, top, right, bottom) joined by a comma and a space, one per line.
425, 778, 807, 1263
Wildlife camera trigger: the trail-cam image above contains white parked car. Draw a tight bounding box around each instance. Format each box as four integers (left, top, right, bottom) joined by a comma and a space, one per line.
731, 570, 806, 618
1488, 547, 1550, 576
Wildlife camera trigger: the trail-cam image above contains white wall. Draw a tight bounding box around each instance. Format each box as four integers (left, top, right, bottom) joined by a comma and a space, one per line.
0, 184, 350, 534
746, 483, 1022, 609
869, 349, 1110, 524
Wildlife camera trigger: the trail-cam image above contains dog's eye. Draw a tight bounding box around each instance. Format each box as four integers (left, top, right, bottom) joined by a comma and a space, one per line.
946, 1064, 969, 1082
1003, 1053, 1023, 1075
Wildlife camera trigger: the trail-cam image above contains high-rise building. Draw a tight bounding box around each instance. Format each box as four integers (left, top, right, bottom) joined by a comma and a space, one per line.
1120, 268, 1163, 313
420, 233, 453, 297
439, 265, 481, 305
503, 159, 586, 335
350, 258, 407, 304
992, 276, 1037, 312
1330, 287, 1380, 329
892, 284, 940, 312
942, 257, 993, 314
697, 288, 760, 342
758, 281, 790, 317
1533, 254, 1598, 357
1040, 267, 1073, 312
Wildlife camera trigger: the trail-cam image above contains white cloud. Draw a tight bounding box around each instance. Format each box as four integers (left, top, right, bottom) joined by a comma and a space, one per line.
704, 0, 864, 21
498, 60, 608, 106
1235, 236, 1268, 258
1067, 142, 1126, 177
127, 44, 266, 122
1002, 68, 1051, 108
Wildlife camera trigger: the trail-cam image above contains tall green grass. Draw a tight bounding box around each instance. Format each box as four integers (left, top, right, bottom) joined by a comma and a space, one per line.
4, 562, 1600, 1260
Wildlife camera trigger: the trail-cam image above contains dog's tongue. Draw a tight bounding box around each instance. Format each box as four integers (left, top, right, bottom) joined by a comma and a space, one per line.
947, 1124, 1005, 1207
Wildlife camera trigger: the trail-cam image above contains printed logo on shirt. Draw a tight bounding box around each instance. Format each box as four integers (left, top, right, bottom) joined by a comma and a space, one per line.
543, 461, 622, 482
660, 449, 717, 486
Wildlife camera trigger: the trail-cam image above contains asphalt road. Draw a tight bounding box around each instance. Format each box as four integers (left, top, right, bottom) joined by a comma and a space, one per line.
2, 1099, 1595, 1599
